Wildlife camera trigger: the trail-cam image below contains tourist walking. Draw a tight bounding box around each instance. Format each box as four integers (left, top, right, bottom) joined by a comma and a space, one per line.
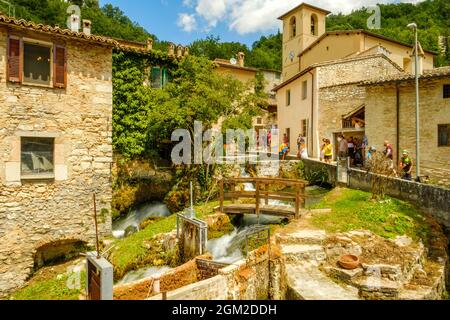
348, 137, 355, 166
320, 138, 326, 162
323, 139, 333, 164
399, 150, 413, 181
338, 134, 348, 160
279, 143, 289, 160
383, 141, 394, 160
297, 134, 305, 159
383, 140, 397, 177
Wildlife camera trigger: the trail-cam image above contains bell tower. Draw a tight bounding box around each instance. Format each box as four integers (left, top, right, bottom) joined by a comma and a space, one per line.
279, 3, 330, 80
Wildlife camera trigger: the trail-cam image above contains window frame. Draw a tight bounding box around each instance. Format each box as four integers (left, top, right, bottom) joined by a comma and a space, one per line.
289, 16, 297, 39
438, 124, 450, 147
20, 136, 56, 180
286, 89, 291, 106
302, 80, 308, 100
21, 37, 53, 88
443, 84, 450, 99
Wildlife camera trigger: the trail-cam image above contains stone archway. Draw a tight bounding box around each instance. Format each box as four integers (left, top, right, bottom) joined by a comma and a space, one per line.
33, 238, 88, 270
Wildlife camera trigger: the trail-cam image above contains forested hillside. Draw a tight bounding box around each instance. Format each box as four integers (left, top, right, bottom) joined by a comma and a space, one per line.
1, 0, 448, 68
0, 0, 169, 50
191, 0, 449, 69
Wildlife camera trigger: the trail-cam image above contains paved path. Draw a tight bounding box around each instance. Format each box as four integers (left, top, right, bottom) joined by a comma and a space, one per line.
279, 229, 360, 300
286, 262, 360, 300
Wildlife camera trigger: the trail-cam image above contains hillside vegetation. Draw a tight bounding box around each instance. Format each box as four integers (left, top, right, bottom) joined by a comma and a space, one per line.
2, 0, 448, 69
191, 0, 450, 69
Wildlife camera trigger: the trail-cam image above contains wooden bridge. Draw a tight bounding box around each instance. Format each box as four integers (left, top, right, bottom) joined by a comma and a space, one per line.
219, 177, 307, 219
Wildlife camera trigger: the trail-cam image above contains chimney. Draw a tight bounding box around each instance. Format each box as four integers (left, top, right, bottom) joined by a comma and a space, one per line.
68, 14, 80, 32
168, 43, 175, 56
183, 47, 190, 57
146, 38, 153, 51
177, 45, 183, 58
237, 52, 245, 67
82, 20, 92, 35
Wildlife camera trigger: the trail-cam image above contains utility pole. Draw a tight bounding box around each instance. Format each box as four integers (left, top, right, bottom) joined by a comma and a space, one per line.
407, 22, 421, 181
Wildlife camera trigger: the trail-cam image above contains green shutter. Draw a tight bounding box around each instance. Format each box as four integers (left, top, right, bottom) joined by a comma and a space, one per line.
162, 68, 168, 87
151, 66, 161, 88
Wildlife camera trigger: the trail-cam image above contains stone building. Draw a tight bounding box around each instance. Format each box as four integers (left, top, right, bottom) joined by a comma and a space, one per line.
279, 2, 435, 80
275, 2, 443, 162
214, 54, 281, 135
361, 67, 450, 186
274, 53, 403, 157
0, 15, 115, 296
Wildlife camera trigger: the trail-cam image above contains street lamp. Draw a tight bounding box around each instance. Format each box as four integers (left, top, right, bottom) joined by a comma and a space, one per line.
407, 22, 421, 182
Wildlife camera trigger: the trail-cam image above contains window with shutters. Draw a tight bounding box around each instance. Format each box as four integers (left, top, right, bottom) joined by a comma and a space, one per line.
150, 66, 169, 89
6, 36, 67, 88
23, 41, 52, 86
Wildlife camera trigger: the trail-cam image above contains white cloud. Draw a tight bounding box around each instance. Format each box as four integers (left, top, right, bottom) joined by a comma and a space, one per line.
179, 0, 425, 35
178, 13, 197, 32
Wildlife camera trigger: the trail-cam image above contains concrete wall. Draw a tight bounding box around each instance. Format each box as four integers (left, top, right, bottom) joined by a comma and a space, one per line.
0, 27, 113, 296
365, 78, 450, 187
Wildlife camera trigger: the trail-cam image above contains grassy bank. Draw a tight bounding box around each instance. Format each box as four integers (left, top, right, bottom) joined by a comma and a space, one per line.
311, 188, 432, 241
11, 259, 86, 301
109, 201, 225, 279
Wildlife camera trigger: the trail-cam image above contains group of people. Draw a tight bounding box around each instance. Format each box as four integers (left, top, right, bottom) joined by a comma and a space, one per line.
279, 133, 414, 181
337, 135, 368, 167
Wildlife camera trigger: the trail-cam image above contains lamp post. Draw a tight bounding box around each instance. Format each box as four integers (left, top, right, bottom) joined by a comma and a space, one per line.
407, 22, 420, 181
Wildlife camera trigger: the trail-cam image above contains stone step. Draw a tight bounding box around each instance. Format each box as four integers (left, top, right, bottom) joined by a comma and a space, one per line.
281, 244, 326, 263
276, 230, 327, 246
398, 286, 435, 300
355, 278, 400, 299
286, 263, 360, 300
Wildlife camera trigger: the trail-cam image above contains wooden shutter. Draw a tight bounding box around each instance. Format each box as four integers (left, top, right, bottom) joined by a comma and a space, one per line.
53, 45, 67, 88
7, 36, 22, 83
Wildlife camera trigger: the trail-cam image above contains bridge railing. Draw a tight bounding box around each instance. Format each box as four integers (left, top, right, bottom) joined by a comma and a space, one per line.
219, 177, 307, 219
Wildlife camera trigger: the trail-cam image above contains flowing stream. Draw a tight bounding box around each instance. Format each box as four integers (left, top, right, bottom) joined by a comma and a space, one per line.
112, 202, 171, 238
117, 266, 172, 285
206, 166, 329, 263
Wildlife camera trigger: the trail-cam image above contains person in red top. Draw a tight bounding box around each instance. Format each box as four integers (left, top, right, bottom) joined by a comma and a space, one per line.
383, 141, 394, 160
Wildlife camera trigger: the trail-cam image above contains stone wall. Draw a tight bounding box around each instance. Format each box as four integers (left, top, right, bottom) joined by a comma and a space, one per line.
365, 78, 450, 187
316, 55, 403, 156
0, 28, 113, 296
149, 245, 286, 301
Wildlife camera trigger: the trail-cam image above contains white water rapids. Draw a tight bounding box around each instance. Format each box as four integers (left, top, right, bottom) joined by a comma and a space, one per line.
112, 202, 171, 238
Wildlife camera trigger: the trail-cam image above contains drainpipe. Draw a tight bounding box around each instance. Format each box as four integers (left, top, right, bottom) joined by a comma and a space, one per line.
396, 83, 400, 165
309, 71, 315, 157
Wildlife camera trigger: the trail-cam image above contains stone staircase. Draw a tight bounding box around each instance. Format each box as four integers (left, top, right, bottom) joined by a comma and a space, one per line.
277, 230, 360, 300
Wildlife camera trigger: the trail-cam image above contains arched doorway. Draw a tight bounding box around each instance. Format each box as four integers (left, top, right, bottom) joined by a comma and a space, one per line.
34, 239, 88, 270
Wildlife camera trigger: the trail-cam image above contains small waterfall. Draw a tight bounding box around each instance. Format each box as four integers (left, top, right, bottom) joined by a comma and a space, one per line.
206, 228, 251, 263
112, 202, 171, 238
117, 266, 172, 285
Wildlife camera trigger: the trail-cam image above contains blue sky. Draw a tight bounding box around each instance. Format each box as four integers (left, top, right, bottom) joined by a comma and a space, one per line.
98, 0, 422, 47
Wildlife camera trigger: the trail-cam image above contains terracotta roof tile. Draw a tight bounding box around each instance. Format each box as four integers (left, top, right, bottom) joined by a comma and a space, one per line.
0, 14, 118, 47
359, 66, 450, 86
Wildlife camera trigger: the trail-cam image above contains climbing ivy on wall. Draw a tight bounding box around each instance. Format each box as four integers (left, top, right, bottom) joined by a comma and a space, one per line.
112, 49, 179, 159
